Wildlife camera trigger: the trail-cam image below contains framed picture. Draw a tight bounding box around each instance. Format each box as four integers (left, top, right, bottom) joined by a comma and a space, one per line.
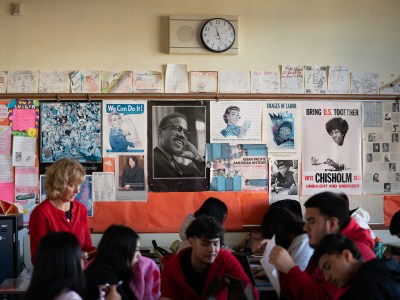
39, 101, 102, 174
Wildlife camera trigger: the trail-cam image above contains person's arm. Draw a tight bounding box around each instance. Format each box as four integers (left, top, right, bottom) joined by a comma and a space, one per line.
29, 208, 49, 265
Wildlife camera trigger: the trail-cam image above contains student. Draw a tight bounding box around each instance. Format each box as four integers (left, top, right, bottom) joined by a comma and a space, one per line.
178, 197, 228, 252
313, 234, 400, 300
266, 191, 375, 300
25, 232, 86, 300
261, 207, 313, 271
390, 210, 400, 238
153, 112, 205, 178
160, 216, 259, 300
85, 225, 160, 300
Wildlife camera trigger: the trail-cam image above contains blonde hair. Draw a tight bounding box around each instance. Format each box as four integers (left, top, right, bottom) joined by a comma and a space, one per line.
44, 158, 86, 199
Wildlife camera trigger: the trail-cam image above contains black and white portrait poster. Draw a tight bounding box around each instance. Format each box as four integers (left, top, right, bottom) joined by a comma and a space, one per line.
39, 101, 102, 174
102, 100, 146, 154
210, 101, 262, 143
262, 101, 301, 156
269, 158, 299, 203
148, 101, 209, 192
362, 102, 400, 194
302, 102, 362, 195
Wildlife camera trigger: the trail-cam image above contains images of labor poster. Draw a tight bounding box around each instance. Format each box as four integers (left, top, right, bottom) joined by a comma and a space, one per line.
103, 100, 146, 154
206, 143, 268, 191
262, 101, 301, 157
302, 101, 362, 195
210, 101, 262, 144
362, 102, 400, 194
269, 159, 299, 203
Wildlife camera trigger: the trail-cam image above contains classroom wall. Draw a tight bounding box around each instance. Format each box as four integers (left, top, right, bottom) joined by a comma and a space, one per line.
1, 0, 400, 229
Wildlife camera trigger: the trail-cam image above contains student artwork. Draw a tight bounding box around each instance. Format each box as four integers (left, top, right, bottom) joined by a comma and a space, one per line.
133, 71, 163, 93
148, 101, 209, 192
8, 99, 40, 137
304, 66, 327, 94
103, 100, 146, 153
362, 101, 400, 194
218, 71, 250, 93
40, 175, 93, 217
39, 101, 102, 173
269, 159, 299, 203
189, 71, 218, 93
302, 101, 362, 195
7, 70, 38, 93
101, 71, 133, 93
210, 101, 262, 143
262, 101, 301, 155
351, 72, 379, 94
281, 65, 304, 94
70, 70, 101, 93
206, 143, 268, 192
328, 66, 350, 94
0, 71, 7, 93
250, 71, 280, 93
39, 71, 70, 93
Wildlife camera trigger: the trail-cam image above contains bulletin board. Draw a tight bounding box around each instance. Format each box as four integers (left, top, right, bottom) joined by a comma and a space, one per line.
1, 93, 399, 232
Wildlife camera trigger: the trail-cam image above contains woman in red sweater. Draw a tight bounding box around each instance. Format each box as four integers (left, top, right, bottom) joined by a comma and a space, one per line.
29, 158, 95, 265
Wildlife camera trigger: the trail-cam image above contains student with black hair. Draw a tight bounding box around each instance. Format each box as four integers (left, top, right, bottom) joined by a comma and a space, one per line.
161, 216, 259, 300
313, 234, 400, 300
178, 197, 228, 252
390, 210, 400, 238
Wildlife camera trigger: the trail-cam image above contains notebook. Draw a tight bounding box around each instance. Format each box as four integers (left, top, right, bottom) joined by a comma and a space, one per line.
233, 253, 272, 288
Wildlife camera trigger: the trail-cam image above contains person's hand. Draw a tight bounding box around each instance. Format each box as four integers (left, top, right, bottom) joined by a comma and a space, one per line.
178, 140, 204, 162
253, 267, 266, 278
311, 156, 321, 165
252, 239, 269, 255
238, 119, 251, 138
269, 245, 296, 274
325, 158, 340, 170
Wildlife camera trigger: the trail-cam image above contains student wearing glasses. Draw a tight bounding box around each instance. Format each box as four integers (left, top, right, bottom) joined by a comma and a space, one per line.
153, 112, 205, 178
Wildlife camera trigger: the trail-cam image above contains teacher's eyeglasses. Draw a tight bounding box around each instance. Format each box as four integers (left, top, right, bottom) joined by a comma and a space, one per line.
159, 124, 191, 138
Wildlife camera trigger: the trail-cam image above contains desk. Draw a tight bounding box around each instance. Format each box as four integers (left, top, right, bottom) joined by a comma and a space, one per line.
0, 278, 30, 300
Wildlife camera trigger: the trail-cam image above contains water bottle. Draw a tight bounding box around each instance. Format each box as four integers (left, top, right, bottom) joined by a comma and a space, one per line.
373, 237, 383, 259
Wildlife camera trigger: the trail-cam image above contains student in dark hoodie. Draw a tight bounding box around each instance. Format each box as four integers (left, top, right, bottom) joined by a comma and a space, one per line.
313, 233, 400, 300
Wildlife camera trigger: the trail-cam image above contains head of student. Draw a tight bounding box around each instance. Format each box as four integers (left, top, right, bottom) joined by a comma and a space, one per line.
270, 199, 303, 219
44, 158, 86, 201
194, 197, 228, 225
261, 207, 305, 249
304, 191, 350, 248
25, 232, 85, 300
325, 117, 349, 146
96, 225, 141, 281
312, 234, 362, 288
186, 216, 224, 265
157, 112, 189, 156
390, 210, 400, 238
223, 106, 241, 125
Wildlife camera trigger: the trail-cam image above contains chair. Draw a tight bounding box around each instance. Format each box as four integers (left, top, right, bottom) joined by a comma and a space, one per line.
169, 240, 181, 254
151, 240, 172, 271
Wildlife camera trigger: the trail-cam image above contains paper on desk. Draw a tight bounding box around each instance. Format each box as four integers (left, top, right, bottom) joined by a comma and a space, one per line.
260, 235, 280, 296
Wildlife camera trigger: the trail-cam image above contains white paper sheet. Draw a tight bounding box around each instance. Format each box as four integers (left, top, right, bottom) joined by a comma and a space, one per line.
93, 172, 116, 201
133, 71, 163, 93
39, 70, 70, 93
12, 136, 36, 167
0, 155, 13, 183
8, 70, 38, 93
281, 65, 304, 94
251, 71, 280, 93
304, 66, 327, 94
0, 71, 7, 93
219, 71, 250, 93
189, 71, 218, 93
260, 235, 280, 296
165, 64, 188, 93
351, 72, 379, 94
328, 66, 350, 94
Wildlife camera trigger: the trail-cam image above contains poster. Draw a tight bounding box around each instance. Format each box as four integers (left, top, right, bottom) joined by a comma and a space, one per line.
362, 102, 400, 194
8, 99, 40, 136
39, 101, 102, 173
262, 101, 301, 156
148, 101, 209, 192
92, 172, 116, 202
302, 101, 362, 195
206, 143, 268, 191
269, 159, 299, 203
210, 101, 262, 143
102, 100, 146, 154
15, 167, 39, 224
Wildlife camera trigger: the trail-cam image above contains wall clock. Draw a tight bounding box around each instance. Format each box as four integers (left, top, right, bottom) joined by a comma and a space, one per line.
200, 18, 236, 53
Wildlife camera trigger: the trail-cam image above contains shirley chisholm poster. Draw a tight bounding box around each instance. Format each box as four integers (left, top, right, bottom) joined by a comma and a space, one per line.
302, 101, 362, 195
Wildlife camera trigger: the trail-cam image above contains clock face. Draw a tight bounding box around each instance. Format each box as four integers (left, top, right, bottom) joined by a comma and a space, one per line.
200, 18, 235, 53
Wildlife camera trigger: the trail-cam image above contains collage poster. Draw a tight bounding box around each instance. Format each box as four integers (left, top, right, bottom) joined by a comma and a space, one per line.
302, 101, 362, 195
362, 102, 400, 194
262, 101, 301, 156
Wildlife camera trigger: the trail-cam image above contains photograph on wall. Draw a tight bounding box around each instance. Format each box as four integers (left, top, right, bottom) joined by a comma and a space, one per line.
40, 175, 93, 217
362, 101, 400, 194
39, 101, 102, 174
206, 143, 268, 191
262, 101, 301, 156
210, 100, 262, 143
103, 100, 146, 153
302, 101, 362, 195
269, 159, 299, 203
148, 101, 209, 192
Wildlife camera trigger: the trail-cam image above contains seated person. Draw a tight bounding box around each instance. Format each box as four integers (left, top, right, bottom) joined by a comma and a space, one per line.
313, 234, 400, 300
160, 216, 259, 300
390, 210, 400, 239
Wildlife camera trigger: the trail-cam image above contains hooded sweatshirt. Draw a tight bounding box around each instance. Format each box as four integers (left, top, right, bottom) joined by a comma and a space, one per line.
340, 258, 400, 300
280, 218, 375, 300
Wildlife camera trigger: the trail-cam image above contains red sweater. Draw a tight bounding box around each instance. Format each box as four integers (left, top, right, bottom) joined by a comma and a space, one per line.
161, 248, 259, 300
281, 218, 375, 300
29, 199, 94, 265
